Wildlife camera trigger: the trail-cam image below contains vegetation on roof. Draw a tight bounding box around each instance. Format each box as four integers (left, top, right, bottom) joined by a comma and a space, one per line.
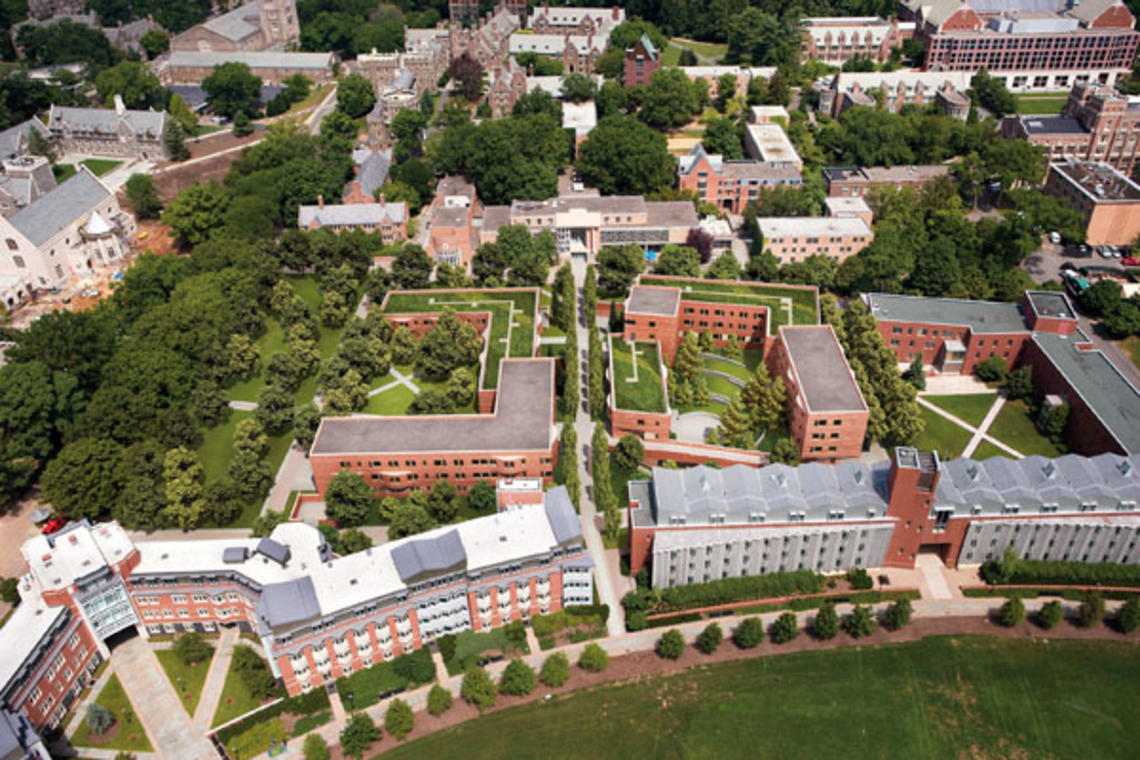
638, 276, 818, 330
610, 339, 667, 413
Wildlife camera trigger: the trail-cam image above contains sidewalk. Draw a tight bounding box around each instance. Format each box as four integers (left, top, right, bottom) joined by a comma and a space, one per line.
192, 627, 239, 732
916, 395, 1021, 458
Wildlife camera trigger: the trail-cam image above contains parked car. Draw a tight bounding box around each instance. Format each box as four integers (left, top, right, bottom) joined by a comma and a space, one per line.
1060, 261, 1079, 272
1123, 257, 1140, 267
41, 517, 67, 535
1048, 231, 1062, 244
1099, 246, 1113, 258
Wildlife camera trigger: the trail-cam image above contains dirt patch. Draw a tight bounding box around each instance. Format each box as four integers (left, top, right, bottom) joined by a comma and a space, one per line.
349, 617, 1140, 758
149, 130, 264, 202
132, 220, 180, 256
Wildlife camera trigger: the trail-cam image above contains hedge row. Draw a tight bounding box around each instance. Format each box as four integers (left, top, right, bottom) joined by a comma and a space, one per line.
335, 648, 435, 710
624, 571, 825, 615
981, 556, 1140, 588
963, 587, 1139, 601
532, 605, 609, 639
644, 612, 702, 629
215, 687, 330, 745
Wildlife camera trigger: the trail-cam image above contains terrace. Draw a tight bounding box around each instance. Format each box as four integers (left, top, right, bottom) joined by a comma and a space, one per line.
609, 337, 668, 413
637, 277, 819, 331
380, 289, 539, 390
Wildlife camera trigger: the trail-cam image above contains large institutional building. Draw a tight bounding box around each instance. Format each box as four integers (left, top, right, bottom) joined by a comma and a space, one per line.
171, 0, 301, 52
629, 447, 1140, 586
0, 489, 590, 729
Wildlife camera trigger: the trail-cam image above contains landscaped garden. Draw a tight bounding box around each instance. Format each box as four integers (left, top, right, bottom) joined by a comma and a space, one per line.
155, 638, 215, 715
532, 606, 610, 650
383, 637, 1140, 759
923, 393, 997, 428
72, 674, 153, 753
916, 406, 973, 461
439, 623, 531, 676
381, 289, 538, 389
610, 337, 667, 413
988, 399, 1066, 457
638, 277, 818, 330
335, 648, 436, 710
211, 646, 282, 728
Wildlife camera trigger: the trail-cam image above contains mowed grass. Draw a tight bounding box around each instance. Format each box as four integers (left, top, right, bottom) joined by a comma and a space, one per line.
383, 289, 538, 389
362, 383, 417, 415
638, 276, 818, 330
916, 406, 972, 460
72, 674, 153, 753
196, 409, 292, 527
923, 393, 997, 428
1122, 335, 1140, 372
1014, 94, 1068, 114
989, 399, 1065, 457
385, 636, 1140, 760
155, 648, 214, 715
81, 158, 122, 176
610, 337, 667, 412
211, 651, 269, 728
669, 37, 728, 61
970, 439, 1010, 460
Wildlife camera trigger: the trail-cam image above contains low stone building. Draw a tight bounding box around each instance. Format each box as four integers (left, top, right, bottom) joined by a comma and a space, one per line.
158, 51, 337, 86
171, 0, 300, 53
298, 199, 407, 243
46, 96, 167, 161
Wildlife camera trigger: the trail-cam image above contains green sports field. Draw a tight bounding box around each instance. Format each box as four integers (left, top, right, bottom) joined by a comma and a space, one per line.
384, 636, 1140, 759
382, 289, 538, 389
638, 277, 819, 330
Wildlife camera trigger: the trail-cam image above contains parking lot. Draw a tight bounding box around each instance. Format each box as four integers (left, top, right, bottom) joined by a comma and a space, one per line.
1023, 240, 1135, 287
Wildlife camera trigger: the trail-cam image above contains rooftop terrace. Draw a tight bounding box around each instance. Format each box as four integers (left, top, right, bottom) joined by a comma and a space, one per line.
609, 336, 668, 414
638, 276, 819, 331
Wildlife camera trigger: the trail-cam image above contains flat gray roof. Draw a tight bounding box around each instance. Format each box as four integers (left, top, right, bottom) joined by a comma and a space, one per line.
865, 292, 1028, 334
1026, 291, 1076, 320
627, 285, 680, 316
1032, 332, 1140, 454
780, 325, 866, 413
310, 359, 554, 455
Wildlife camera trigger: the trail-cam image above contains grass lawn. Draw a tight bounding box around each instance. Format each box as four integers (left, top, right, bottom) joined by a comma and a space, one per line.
609, 464, 647, 509
72, 674, 153, 753
638, 277, 818, 330
155, 648, 214, 715
922, 393, 997, 428
81, 158, 122, 176
383, 289, 538, 390
661, 44, 682, 66
916, 406, 972, 461
669, 37, 728, 61
277, 84, 333, 117
52, 163, 77, 182
361, 383, 417, 414
386, 636, 1140, 760
211, 652, 268, 728
444, 629, 530, 676
1122, 335, 1140, 371
226, 318, 286, 402
989, 399, 1065, 457
610, 337, 667, 413
971, 439, 1010, 460
195, 409, 291, 527
1014, 94, 1068, 114
703, 354, 752, 382
702, 370, 744, 401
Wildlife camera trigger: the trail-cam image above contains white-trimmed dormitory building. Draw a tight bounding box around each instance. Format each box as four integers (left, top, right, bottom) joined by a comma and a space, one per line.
0, 166, 134, 310
0, 488, 589, 726
629, 447, 1140, 587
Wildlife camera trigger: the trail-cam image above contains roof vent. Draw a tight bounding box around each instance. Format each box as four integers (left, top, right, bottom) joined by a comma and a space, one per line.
161, 553, 169, 560
854, 470, 864, 484
966, 464, 980, 481
1044, 462, 1056, 478
1119, 461, 1133, 476
68, 535, 77, 544
699, 474, 711, 492
350, 578, 358, 585
499, 535, 508, 542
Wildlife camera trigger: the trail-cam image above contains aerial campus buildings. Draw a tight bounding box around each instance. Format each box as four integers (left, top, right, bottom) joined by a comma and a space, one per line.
629, 447, 1140, 587
0, 488, 590, 730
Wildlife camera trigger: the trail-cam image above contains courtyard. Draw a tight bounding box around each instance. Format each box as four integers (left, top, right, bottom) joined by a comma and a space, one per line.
916, 386, 1065, 461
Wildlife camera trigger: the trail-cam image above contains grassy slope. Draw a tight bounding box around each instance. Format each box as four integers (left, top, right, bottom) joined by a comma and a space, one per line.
155, 648, 214, 715
922, 393, 997, 428
916, 406, 972, 461
385, 636, 1140, 760
611, 340, 666, 413
1014, 94, 1068, 114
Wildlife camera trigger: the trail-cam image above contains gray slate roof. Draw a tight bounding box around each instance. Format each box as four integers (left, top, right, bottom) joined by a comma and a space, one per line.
864, 292, 1029, 334
543, 486, 582, 545
202, 2, 263, 41
166, 51, 334, 70
257, 537, 291, 565
0, 118, 47, 159
641, 450, 1140, 527
8, 168, 111, 247
350, 147, 391, 198
258, 577, 321, 628
390, 530, 466, 582
48, 105, 165, 138
298, 202, 406, 228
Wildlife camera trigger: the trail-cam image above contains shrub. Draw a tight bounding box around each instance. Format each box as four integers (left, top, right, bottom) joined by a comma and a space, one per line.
427, 684, 453, 716
843, 604, 877, 638
813, 601, 839, 640
998, 596, 1026, 628
498, 658, 536, 696
339, 713, 381, 760
695, 622, 723, 654
303, 733, 329, 760
1077, 591, 1105, 628
769, 612, 799, 644
883, 598, 913, 631
540, 652, 570, 687
86, 703, 115, 734
980, 552, 1140, 588
436, 633, 458, 663
655, 629, 685, 660
227, 717, 285, 759
502, 620, 527, 648
460, 664, 497, 711
384, 698, 414, 741
846, 567, 873, 590
648, 570, 824, 614
391, 647, 435, 685
1114, 596, 1140, 633
1036, 600, 1064, 630
173, 633, 213, 666
626, 611, 649, 631
734, 617, 765, 648
0, 577, 18, 604
578, 642, 609, 672
232, 645, 281, 700
975, 355, 1007, 382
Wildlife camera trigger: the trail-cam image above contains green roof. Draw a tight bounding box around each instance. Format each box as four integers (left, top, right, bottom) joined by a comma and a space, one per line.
637, 276, 818, 332
610, 336, 668, 413
381, 289, 539, 390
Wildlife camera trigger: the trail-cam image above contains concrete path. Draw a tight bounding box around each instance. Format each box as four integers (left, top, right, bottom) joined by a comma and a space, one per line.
673, 411, 720, 443
524, 624, 541, 655
112, 636, 216, 760
917, 396, 1022, 458
328, 690, 347, 723
921, 374, 994, 395
915, 553, 953, 600
227, 400, 257, 411
366, 367, 420, 397
261, 445, 316, 516
192, 627, 239, 732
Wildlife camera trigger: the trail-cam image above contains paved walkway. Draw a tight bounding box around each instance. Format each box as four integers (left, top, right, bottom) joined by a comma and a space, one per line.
917, 395, 1022, 458
111, 636, 216, 760
915, 553, 953, 600
192, 627, 239, 732
921, 374, 993, 395
227, 400, 257, 411
261, 445, 316, 516
366, 367, 420, 397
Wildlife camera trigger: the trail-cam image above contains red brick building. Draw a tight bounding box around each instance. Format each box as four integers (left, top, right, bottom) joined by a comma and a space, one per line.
309, 358, 557, 497
770, 325, 868, 461
823, 164, 952, 197
622, 32, 660, 87
627, 446, 1140, 584
676, 143, 802, 215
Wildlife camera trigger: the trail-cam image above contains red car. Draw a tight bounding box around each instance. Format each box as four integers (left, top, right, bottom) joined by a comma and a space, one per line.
1123, 257, 1140, 267
41, 517, 67, 535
